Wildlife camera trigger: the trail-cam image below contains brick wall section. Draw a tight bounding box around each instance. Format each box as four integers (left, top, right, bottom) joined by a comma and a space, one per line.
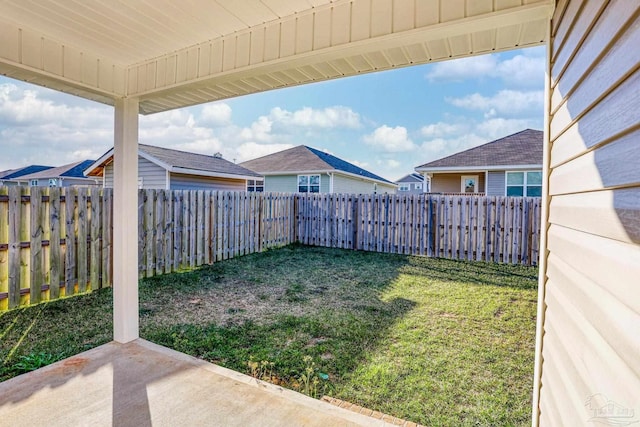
321, 396, 423, 427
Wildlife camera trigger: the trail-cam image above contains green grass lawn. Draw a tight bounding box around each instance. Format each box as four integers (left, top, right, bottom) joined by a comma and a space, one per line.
0, 244, 538, 426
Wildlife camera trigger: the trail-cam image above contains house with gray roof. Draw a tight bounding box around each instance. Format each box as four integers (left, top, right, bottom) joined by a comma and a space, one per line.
415, 129, 543, 197
9, 161, 99, 187
85, 144, 261, 191
0, 165, 53, 186
395, 173, 424, 195
240, 145, 396, 195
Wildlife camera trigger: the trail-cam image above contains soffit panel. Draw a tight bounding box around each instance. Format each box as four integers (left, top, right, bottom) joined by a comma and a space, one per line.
0, 0, 553, 113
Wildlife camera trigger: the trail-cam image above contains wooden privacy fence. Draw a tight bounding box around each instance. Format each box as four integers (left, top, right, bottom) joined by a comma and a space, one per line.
0, 188, 295, 310
296, 194, 542, 265
0, 189, 540, 310
137, 190, 294, 278
0, 186, 112, 311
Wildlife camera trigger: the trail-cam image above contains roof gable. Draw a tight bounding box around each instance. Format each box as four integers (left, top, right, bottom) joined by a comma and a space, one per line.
138, 145, 260, 177
416, 129, 543, 169
15, 161, 93, 180
86, 144, 261, 178
240, 145, 393, 184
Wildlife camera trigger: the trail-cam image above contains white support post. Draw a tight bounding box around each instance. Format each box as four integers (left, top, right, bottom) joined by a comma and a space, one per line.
113, 98, 139, 343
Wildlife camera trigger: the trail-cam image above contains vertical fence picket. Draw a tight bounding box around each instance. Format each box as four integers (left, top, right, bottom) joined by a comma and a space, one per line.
90, 187, 102, 290
29, 187, 43, 304
49, 188, 62, 299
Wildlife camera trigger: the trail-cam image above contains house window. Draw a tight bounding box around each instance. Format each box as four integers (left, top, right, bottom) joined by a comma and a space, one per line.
461, 175, 479, 193
414, 183, 422, 190
48, 179, 58, 187
247, 179, 264, 192
398, 184, 410, 191
506, 171, 542, 197
30, 179, 38, 186
298, 175, 320, 193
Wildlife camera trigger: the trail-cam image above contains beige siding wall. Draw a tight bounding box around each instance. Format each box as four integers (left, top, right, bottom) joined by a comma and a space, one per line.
536, 1, 640, 425
169, 173, 246, 191
431, 173, 485, 193
104, 156, 166, 189
333, 174, 394, 194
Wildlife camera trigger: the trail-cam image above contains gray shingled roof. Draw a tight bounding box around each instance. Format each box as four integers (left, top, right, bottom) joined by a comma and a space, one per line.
416, 129, 543, 169
240, 145, 393, 184
17, 160, 95, 180
395, 173, 423, 183
138, 144, 261, 177
87, 144, 261, 178
0, 165, 53, 179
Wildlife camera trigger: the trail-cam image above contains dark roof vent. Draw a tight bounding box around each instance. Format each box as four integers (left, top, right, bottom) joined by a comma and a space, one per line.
213, 152, 223, 159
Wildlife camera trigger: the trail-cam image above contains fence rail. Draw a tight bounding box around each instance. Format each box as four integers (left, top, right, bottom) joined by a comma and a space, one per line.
0, 189, 540, 310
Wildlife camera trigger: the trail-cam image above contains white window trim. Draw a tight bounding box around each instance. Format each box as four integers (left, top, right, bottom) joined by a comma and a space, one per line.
505, 170, 542, 197
247, 179, 264, 192
398, 184, 410, 191
414, 183, 422, 190
297, 174, 321, 193
30, 179, 38, 186
460, 175, 479, 193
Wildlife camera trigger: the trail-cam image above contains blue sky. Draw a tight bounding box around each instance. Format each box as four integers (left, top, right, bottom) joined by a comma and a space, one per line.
0, 46, 544, 181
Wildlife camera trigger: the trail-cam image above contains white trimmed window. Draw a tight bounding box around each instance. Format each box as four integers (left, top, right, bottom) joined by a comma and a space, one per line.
506, 171, 542, 197
398, 184, 410, 191
414, 183, 422, 190
247, 179, 264, 192
298, 175, 320, 193
30, 179, 38, 186
48, 178, 58, 187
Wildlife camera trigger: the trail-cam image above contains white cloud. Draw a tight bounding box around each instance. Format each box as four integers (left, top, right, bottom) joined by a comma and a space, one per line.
420, 122, 467, 138
417, 116, 541, 164
269, 106, 361, 129
420, 134, 487, 158
495, 55, 545, 87
235, 142, 294, 163
446, 90, 543, 115
425, 49, 545, 87
199, 103, 232, 126
239, 116, 274, 143
0, 82, 113, 170
475, 118, 534, 140
425, 55, 497, 82
363, 125, 416, 152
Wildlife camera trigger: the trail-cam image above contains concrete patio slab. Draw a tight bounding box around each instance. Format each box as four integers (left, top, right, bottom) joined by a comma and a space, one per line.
0, 339, 389, 426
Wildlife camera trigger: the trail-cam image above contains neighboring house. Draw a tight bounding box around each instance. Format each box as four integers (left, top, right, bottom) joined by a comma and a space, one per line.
13, 160, 99, 187
415, 129, 543, 197
85, 144, 261, 191
240, 145, 396, 195
395, 173, 425, 194
0, 165, 53, 186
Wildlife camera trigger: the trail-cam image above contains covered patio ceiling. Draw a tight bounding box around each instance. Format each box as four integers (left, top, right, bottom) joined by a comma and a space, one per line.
0, 0, 552, 114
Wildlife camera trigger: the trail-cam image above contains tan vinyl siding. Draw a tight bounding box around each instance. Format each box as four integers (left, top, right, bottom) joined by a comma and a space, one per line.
332, 174, 394, 194
169, 173, 246, 191
537, 1, 640, 425
104, 156, 166, 189
430, 173, 485, 194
